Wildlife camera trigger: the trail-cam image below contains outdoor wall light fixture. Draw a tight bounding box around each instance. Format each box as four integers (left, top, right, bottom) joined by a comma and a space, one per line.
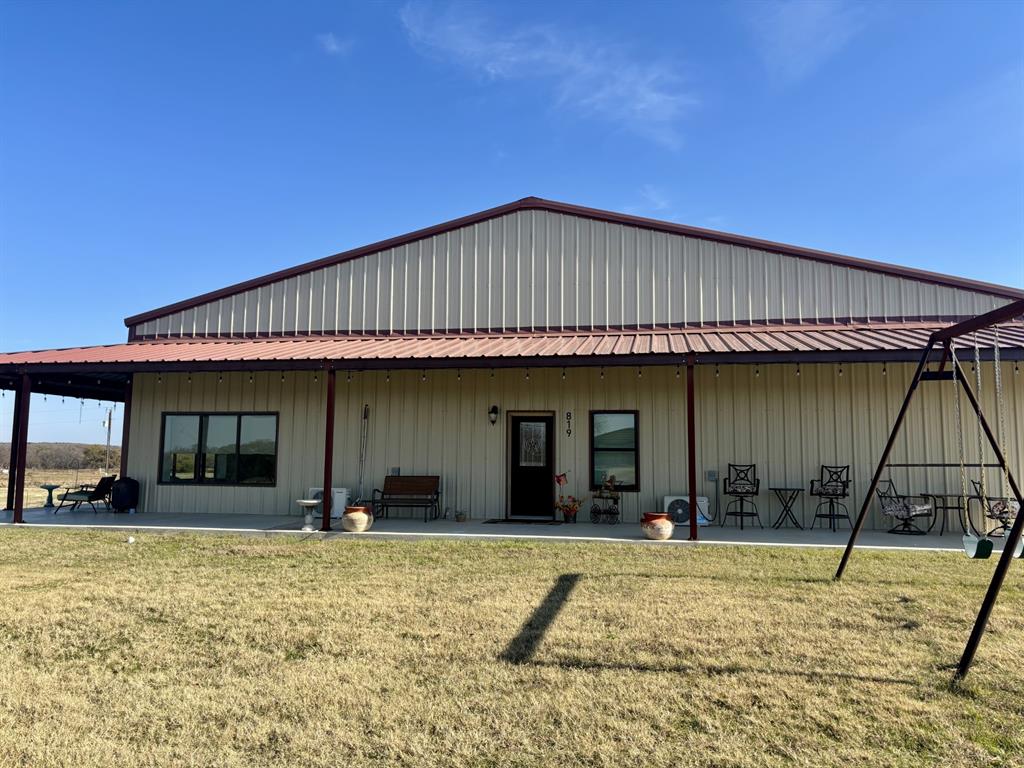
488, 405, 499, 425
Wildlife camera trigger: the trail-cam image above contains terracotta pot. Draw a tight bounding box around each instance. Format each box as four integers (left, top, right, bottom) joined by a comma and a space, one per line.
641, 515, 674, 541
642, 512, 671, 524
342, 506, 373, 533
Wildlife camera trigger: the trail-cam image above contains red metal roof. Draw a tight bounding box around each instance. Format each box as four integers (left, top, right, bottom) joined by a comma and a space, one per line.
3, 322, 1023, 371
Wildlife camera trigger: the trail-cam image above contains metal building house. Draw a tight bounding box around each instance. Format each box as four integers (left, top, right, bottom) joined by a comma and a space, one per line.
2, 197, 1023, 533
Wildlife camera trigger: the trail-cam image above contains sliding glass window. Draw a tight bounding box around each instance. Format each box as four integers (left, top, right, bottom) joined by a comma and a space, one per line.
160, 413, 278, 486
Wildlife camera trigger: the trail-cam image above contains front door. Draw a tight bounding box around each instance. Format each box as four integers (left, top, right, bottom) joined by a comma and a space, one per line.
508, 413, 555, 519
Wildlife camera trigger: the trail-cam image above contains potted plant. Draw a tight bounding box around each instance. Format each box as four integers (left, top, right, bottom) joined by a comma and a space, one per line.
555, 495, 584, 523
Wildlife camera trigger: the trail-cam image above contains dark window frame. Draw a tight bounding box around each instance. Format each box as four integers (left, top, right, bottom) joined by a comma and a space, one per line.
158, 411, 279, 487
589, 409, 640, 492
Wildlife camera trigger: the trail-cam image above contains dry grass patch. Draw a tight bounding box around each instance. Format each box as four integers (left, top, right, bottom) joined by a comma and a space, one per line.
0, 530, 1021, 767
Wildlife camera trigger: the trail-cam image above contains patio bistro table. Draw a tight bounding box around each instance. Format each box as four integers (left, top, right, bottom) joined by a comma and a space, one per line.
919, 492, 966, 536
770, 487, 804, 529
39, 483, 62, 508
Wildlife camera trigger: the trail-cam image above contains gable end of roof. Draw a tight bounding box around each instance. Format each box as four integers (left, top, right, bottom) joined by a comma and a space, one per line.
123, 196, 1024, 328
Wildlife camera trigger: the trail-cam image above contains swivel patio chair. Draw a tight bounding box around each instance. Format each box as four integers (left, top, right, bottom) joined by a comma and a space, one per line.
722, 464, 761, 529
970, 479, 1020, 538
809, 465, 851, 531
54, 475, 116, 514
876, 479, 932, 535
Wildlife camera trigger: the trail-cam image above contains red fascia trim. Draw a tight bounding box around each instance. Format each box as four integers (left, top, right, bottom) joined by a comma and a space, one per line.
123, 195, 1024, 329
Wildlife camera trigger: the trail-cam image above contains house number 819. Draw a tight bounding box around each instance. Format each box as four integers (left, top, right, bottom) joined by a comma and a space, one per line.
565, 411, 572, 437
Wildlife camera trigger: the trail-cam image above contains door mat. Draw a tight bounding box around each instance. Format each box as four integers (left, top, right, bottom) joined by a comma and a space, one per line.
484, 518, 563, 525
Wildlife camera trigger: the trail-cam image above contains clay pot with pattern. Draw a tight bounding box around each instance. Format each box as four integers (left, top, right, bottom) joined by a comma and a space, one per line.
641, 512, 674, 541
342, 506, 373, 533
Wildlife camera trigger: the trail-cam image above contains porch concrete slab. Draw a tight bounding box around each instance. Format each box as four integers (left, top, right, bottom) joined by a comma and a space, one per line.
0, 507, 997, 553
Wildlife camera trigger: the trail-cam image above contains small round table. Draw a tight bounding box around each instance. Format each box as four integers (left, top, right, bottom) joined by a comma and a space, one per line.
39, 483, 62, 508
296, 499, 321, 532
770, 487, 804, 529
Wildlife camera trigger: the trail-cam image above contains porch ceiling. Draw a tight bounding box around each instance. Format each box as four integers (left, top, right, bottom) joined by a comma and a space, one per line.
1, 320, 1023, 381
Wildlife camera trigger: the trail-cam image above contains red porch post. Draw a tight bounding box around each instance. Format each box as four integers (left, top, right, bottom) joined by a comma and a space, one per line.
321, 367, 336, 532
12, 374, 31, 524
686, 354, 698, 541
4, 385, 22, 511
119, 375, 133, 478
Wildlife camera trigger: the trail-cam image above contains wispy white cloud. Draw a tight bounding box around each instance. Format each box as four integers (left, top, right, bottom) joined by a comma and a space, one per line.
623, 184, 679, 220
399, 1, 696, 148
316, 32, 353, 57
744, 0, 866, 84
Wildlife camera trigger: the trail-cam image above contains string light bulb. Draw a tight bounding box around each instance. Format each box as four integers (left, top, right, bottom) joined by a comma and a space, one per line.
385, 371, 390, 383
675, 366, 681, 378
796, 365, 801, 377
600, 367, 605, 380
421, 370, 426, 382
882, 364, 887, 376
561, 368, 566, 380
456, 369, 461, 381
281, 373, 285, 382
838, 364, 843, 377
249, 373, 254, 384
715, 365, 720, 378
755, 366, 760, 378
218, 374, 223, 384
637, 367, 642, 378
525, 368, 530, 381
346, 371, 351, 383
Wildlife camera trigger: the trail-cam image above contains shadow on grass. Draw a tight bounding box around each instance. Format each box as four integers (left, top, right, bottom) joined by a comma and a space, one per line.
500, 573, 581, 663
525, 655, 918, 686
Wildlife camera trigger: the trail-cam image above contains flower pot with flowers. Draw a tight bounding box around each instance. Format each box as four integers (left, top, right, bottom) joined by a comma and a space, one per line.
555, 495, 585, 523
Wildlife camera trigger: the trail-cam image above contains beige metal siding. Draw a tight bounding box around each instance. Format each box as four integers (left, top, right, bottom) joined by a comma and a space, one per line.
128, 363, 1024, 530
130, 210, 1010, 338
127, 371, 326, 515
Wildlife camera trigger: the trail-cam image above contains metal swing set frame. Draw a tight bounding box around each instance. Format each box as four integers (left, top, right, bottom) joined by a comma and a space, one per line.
834, 298, 1024, 681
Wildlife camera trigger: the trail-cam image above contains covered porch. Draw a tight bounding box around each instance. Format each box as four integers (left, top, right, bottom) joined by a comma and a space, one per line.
3, 315, 1024, 540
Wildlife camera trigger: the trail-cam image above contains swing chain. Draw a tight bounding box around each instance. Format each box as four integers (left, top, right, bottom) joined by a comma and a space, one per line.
951, 344, 970, 522
992, 326, 1010, 499
973, 332, 988, 504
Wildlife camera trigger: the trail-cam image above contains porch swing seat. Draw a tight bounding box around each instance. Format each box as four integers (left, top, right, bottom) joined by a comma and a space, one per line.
962, 535, 993, 559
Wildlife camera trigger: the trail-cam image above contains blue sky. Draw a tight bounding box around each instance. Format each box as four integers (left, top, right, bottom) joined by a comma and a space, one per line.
1, 0, 1022, 443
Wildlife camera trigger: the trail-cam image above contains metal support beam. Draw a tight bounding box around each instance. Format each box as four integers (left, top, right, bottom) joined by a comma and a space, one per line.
5, 391, 22, 512
12, 374, 31, 524
948, 357, 1024, 680
321, 367, 336, 532
930, 298, 1024, 342
119, 375, 133, 478
686, 354, 698, 541
835, 340, 935, 580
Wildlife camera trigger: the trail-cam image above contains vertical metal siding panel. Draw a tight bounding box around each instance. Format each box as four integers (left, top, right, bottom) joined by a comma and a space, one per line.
510, 213, 524, 330
629, 228, 647, 328
562, 215, 577, 330
533, 212, 548, 330
466, 223, 478, 332
308, 269, 324, 333
577, 218, 592, 329
364, 252, 380, 333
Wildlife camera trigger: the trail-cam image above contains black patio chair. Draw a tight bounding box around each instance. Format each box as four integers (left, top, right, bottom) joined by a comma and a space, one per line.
722, 464, 761, 529
970, 479, 1020, 538
876, 479, 932, 535
54, 475, 116, 514
809, 465, 851, 531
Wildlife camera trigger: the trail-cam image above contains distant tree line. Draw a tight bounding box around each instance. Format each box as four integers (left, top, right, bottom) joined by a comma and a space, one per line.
0, 443, 121, 470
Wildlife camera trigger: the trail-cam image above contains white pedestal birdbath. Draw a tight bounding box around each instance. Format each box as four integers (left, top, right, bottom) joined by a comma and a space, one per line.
296, 499, 321, 532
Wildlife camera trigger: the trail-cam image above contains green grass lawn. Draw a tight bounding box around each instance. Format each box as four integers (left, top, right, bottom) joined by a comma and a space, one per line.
0, 530, 1021, 767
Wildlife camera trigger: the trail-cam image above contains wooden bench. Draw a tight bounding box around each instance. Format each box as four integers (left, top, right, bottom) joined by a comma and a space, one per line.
372, 475, 441, 522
